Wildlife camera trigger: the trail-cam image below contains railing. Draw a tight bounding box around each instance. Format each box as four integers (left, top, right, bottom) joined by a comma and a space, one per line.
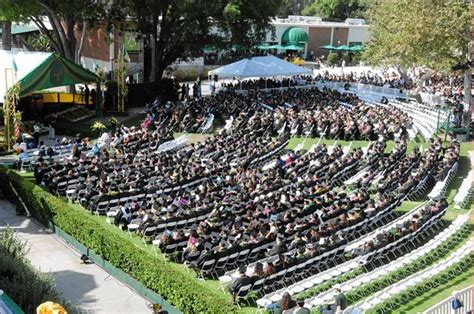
348, 82, 409, 98
0, 290, 24, 314
417, 92, 447, 107
423, 285, 473, 314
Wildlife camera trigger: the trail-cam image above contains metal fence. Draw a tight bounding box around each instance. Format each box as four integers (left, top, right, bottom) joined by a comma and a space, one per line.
0, 290, 24, 314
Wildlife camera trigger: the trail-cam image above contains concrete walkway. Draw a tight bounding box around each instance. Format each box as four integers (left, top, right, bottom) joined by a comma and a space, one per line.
0, 200, 152, 314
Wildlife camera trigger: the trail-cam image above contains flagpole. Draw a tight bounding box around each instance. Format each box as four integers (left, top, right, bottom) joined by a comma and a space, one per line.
3, 61, 19, 151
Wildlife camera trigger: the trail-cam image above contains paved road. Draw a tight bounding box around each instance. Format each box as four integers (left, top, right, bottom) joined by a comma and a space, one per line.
0, 200, 152, 314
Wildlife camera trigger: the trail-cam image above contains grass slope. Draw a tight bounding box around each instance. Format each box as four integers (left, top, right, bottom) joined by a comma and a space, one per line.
390, 267, 473, 313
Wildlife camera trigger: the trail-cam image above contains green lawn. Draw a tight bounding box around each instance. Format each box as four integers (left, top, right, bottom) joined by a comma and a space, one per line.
284, 136, 472, 313
286, 135, 430, 155
392, 267, 473, 314
286, 136, 370, 151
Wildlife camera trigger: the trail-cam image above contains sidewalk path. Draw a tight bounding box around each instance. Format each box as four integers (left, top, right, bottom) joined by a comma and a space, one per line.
0, 200, 152, 314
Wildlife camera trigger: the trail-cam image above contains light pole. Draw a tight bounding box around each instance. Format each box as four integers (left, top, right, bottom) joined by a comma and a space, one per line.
444, 109, 452, 142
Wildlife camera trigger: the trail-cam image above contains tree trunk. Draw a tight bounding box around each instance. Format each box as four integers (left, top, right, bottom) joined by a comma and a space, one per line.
65, 15, 76, 61
150, 17, 158, 82
75, 20, 87, 63
154, 64, 165, 83
2, 21, 12, 50
42, 4, 73, 60
30, 16, 62, 54
395, 65, 410, 82
154, 43, 164, 82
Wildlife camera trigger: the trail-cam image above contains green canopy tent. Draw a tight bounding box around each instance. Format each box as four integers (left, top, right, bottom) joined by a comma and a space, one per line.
201, 45, 218, 53
11, 53, 101, 117
283, 44, 304, 51
320, 44, 337, 50
348, 45, 364, 52
0, 51, 101, 150
266, 44, 286, 49
18, 53, 99, 97
334, 45, 351, 51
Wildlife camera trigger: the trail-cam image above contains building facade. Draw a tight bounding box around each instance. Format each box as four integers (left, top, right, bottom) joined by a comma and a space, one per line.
266, 16, 370, 58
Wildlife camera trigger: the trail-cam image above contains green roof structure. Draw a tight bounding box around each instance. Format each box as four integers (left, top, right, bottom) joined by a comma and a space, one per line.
17, 53, 99, 97
281, 27, 309, 45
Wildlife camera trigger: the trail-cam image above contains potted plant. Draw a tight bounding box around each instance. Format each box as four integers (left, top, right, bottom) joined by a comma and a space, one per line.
327, 52, 339, 67
90, 121, 107, 137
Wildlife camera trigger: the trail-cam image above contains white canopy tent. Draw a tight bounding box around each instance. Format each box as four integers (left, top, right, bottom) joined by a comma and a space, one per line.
208, 56, 312, 79
0, 50, 52, 102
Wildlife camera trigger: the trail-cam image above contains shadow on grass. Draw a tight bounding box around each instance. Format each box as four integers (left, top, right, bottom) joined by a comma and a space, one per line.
391, 268, 472, 313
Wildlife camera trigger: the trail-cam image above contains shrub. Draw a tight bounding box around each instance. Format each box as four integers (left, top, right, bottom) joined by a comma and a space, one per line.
327, 52, 339, 66
0, 227, 78, 313
351, 53, 363, 65
188, 68, 199, 81
341, 53, 351, 65
0, 167, 237, 313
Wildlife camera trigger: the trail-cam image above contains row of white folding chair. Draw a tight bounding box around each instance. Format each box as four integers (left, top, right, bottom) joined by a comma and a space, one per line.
388, 101, 438, 138
394, 101, 439, 126
307, 212, 440, 308
345, 201, 427, 252
344, 166, 371, 186
307, 212, 470, 309
342, 210, 458, 314
390, 99, 443, 123
428, 162, 458, 199
198, 114, 215, 133
254, 201, 400, 307
350, 240, 472, 312
256, 257, 365, 309
454, 169, 473, 208
154, 135, 189, 154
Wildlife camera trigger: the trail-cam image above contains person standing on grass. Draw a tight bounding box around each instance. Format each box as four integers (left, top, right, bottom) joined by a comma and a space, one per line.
228, 265, 251, 304
292, 300, 310, 314
334, 287, 347, 314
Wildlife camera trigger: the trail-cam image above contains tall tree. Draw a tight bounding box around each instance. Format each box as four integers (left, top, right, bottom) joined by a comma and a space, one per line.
0, 0, 106, 62
303, 0, 368, 21
363, 0, 470, 79
278, 0, 310, 17
123, 0, 283, 82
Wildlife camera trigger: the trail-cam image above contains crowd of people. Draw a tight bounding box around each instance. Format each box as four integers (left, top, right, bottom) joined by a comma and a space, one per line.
22, 80, 461, 308
312, 71, 415, 90
217, 69, 464, 104
145, 87, 412, 141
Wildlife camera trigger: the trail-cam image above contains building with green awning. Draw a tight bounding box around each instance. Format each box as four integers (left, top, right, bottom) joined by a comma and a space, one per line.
281, 27, 309, 46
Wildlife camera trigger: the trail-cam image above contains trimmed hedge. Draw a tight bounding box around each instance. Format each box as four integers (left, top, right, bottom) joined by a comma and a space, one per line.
0, 227, 79, 313
0, 167, 237, 313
